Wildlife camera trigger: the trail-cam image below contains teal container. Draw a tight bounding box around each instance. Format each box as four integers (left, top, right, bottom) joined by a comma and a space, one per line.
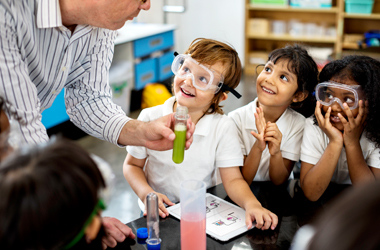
345, 0, 374, 14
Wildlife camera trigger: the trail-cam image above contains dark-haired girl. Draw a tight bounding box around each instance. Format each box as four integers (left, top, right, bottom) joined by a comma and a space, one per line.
300, 55, 380, 201
229, 44, 319, 185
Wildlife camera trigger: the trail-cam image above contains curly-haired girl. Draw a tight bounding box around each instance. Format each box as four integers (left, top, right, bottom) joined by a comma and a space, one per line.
300, 55, 380, 201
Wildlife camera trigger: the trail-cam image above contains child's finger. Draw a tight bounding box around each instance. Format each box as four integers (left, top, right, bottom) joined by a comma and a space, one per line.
158, 202, 168, 218
269, 212, 278, 230
356, 100, 366, 123
324, 107, 332, 124
314, 101, 324, 125
262, 213, 273, 230
251, 131, 262, 141
342, 103, 355, 124
337, 113, 348, 128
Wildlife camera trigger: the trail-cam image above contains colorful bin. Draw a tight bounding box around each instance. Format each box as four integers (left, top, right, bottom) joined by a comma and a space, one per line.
345, 0, 374, 14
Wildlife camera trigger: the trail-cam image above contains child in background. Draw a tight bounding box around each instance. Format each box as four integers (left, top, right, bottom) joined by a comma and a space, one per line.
0, 138, 108, 250
300, 55, 380, 201
124, 38, 278, 230
228, 44, 318, 185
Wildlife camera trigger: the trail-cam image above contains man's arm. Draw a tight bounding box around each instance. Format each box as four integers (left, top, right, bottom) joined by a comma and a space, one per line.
0, 4, 48, 145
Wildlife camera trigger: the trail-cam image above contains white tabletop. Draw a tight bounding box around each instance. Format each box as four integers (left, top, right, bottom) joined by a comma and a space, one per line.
114, 23, 177, 45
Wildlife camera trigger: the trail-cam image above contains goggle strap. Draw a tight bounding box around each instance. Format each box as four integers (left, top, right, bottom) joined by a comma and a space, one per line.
219, 83, 242, 99
174, 51, 179, 57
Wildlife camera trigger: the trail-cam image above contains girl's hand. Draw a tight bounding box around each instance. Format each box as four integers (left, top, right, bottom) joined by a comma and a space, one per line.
244, 202, 278, 230
338, 100, 367, 147
264, 122, 282, 156
251, 107, 267, 152
143, 192, 174, 218
315, 101, 343, 144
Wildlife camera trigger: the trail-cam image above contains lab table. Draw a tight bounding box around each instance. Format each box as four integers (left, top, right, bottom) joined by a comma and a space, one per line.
113, 181, 350, 250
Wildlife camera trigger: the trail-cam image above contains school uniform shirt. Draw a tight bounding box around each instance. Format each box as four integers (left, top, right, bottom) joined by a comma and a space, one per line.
228, 97, 305, 181
0, 0, 130, 145
300, 117, 380, 184
126, 96, 244, 203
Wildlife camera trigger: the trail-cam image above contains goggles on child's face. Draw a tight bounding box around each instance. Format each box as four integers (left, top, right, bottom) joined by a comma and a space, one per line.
63, 199, 106, 249
315, 81, 364, 110
172, 52, 242, 99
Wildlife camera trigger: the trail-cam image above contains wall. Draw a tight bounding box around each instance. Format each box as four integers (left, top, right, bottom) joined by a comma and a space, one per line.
136, 0, 245, 66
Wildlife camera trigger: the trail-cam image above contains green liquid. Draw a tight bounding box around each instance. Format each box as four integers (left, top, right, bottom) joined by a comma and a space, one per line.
173, 124, 187, 164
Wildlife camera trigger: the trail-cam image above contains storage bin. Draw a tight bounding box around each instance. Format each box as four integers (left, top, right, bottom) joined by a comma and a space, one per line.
41, 90, 69, 129
290, 0, 332, 8
134, 31, 174, 58
250, 0, 287, 5
109, 61, 133, 114
345, 0, 374, 14
157, 51, 174, 82
247, 18, 270, 36
135, 57, 157, 91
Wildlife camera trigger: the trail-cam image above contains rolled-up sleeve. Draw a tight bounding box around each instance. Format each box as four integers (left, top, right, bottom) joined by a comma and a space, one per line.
65, 29, 131, 145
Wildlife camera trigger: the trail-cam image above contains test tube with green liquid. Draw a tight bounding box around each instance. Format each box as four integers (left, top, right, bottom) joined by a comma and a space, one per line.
172, 106, 188, 164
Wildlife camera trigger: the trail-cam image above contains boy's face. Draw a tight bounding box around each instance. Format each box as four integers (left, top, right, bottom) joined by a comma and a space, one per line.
173, 61, 225, 114
322, 78, 361, 131
256, 60, 299, 109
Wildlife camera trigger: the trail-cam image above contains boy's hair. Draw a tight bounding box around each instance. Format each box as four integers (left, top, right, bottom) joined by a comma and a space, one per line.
0, 137, 105, 249
267, 44, 319, 118
185, 38, 242, 115
319, 55, 380, 148
308, 181, 380, 250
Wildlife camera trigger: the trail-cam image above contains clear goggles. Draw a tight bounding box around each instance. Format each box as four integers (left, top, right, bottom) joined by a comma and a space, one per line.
315, 81, 364, 110
172, 52, 241, 99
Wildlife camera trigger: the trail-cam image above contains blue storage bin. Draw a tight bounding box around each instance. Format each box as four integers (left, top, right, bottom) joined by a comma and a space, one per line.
41, 89, 69, 129
134, 31, 174, 58
345, 0, 374, 14
157, 51, 174, 82
135, 57, 157, 91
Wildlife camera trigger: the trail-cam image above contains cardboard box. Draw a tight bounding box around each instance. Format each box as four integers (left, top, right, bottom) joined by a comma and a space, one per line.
247, 18, 270, 36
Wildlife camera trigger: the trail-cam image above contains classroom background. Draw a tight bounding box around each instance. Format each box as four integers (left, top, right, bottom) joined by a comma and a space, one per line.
41, 0, 380, 231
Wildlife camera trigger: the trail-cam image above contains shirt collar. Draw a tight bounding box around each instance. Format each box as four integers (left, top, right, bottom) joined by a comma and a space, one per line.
162, 97, 212, 137
36, 0, 63, 28
243, 97, 288, 131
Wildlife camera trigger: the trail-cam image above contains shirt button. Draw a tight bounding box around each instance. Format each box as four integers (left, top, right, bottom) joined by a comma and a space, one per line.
62, 66, 66, 72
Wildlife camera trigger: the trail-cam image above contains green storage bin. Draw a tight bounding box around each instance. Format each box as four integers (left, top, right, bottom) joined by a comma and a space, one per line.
345, 0, 374, 14
250, 0, 287, 5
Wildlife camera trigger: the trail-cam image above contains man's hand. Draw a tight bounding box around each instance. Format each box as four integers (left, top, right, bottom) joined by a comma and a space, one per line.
101, 217, 135, 249
118, 113, 195, 151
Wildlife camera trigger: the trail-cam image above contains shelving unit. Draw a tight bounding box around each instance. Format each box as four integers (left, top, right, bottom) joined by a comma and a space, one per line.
245, 0, 380, 75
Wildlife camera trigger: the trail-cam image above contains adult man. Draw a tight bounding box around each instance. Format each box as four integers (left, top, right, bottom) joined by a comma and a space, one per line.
0, 0, 194, 248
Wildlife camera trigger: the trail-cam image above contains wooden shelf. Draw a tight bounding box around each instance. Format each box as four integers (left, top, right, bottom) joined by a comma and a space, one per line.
344, 13, 380, 19
247, 34, 337, 43
244, 0, 380, 75
247, 4, 339, 13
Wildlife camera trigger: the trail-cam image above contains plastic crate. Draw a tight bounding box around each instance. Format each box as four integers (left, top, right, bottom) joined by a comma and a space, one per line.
250, 0, 287, 5
290, 0, 332, 8
345, 0, 374, 14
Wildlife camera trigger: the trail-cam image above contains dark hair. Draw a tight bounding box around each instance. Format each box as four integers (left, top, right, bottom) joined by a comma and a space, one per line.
184, 38, 242, 115
308, 181, 380, 250
267, 44, 319, 117
0, 137, 106, 249
318, 55, 380, 148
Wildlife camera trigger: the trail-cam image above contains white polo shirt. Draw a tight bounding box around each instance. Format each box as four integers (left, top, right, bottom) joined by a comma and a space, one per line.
126, 97, 244, 203
300, 117, 380, 184
228, 98, 305, 181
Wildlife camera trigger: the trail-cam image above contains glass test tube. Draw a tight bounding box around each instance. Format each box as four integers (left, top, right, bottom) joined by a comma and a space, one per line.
172, 106, 188, 164
146, 192, 161, 250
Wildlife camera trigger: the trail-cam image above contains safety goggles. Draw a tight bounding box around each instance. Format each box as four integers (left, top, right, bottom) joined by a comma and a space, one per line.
63, 199, 106, 249
315, 81, 364, 110
172, 52, 241, 99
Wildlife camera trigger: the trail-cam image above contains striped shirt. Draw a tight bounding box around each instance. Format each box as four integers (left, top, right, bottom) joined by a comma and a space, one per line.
0, 0, 131, 145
